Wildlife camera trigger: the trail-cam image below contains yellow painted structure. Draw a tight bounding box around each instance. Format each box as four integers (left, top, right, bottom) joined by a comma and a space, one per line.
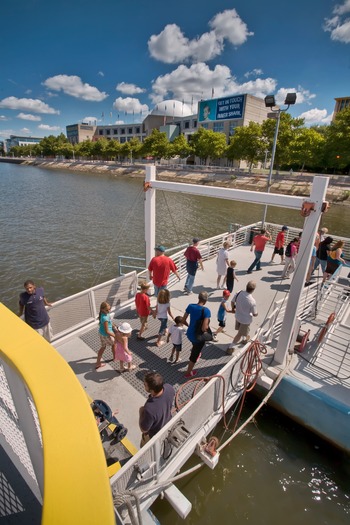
0, 304, 116, 525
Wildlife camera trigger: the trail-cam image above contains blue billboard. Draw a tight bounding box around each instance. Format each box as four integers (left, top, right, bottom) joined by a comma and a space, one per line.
198, 95, 245, 122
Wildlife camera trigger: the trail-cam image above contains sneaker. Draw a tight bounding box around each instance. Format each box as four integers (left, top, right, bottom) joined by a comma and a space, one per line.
212, 334, 218, 342
247, 270, 252, 274
183, 289, 189, 295
185, 370, 198, 378
226, 346, 236, 355
169, 355, 174, 362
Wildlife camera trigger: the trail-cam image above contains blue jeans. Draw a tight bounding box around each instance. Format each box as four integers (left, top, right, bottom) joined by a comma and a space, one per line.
158, 317, 168, 335
248, 250, 263, 272
154, 284, 166, 297
185, 272, 196, 292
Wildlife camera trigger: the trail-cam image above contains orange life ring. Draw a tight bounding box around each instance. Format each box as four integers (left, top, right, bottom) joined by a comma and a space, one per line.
318, 312, 335, 343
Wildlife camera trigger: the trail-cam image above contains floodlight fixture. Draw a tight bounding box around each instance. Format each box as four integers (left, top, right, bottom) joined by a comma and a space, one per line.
264, 95, 276, 108
284, 92, 297, 106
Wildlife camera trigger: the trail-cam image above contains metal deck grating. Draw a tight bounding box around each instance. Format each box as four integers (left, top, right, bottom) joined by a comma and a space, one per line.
80, 309, 232, 398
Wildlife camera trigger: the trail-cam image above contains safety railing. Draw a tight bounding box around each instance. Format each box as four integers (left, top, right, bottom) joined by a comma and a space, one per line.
48, 271, 137, 341
110, 344, 249, 515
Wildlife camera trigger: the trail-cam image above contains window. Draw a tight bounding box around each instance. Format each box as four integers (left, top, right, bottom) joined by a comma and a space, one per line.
120, 137, 126, 143
99, 129, 103, 135
184, 121, 190, 129
201, 123, 208, 129
106, 129, 110, 135
121, 128, 125, 134
128, 128, 133, 134
193, 120, 197, 128
135, 127, 140, 133
113, 129, 118, 134
229, 123, 238, 135
213, 122, 224, 133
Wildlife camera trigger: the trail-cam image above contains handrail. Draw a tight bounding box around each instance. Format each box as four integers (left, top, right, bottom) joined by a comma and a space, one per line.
0, 304, 115, 525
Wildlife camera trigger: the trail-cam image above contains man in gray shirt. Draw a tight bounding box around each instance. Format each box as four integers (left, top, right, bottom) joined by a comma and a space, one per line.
228, 281, 258, 353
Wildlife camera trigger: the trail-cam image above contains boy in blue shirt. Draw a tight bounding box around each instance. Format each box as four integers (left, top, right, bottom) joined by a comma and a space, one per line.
213, 290, 232, 341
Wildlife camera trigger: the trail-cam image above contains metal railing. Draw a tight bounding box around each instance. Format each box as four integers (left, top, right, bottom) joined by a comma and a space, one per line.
49, 271, 137, 341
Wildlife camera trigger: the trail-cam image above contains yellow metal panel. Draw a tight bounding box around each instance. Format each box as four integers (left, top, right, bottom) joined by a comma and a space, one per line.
0, 304, 116, 525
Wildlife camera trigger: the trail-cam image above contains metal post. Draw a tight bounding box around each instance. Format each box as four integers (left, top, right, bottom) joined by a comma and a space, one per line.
274, 176, 329, 365
262, 110, 281, 226
145, 165, 156, 271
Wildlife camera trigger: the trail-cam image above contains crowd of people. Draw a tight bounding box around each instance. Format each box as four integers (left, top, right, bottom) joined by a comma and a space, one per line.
17, 227, 348, 445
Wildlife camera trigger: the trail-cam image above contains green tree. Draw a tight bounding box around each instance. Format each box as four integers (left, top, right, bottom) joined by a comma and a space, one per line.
324, 107, 350, 172
262, 113, 304, 168
91, 138, 109, 159
191, 127, 227, 165
170, 134, 193, 158
226, 121, 263, 171
140, 129, 171, 160
75, 139, 93, 159
120, 137, 142, 162
290, 127, 325, 171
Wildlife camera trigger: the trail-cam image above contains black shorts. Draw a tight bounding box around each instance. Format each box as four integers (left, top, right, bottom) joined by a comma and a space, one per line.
218, 320, 226, 328
274, 247, 284, 256
189, 341, 205, 363
172, 344, 182, 352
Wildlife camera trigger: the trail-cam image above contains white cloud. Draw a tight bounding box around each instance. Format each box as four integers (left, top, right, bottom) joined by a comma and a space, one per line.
0, 128, 15, 139
43, 75, 108, 101
115, 120, 125, 124
0, 115, 8, 121
334, 0, 350, 15
0, 96, 59, 114
324, 2, 350, 43
98, 71, 104, 77
244, 68, 263, 78
38, 124, 61, 131
298, 108, 333, 125
150, 62, 277, 105
17, 113, 42, 121
275, 86, 316, 106
82, 116, 98, 124
116, 82, 146, 95
20, 128, 31, 134
25, 89, 32, 95
113, 97, 149, 114
148, 8, 253, 63
209, 9, 254, 45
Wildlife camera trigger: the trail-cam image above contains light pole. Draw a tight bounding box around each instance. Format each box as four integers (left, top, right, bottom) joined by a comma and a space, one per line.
262, 92, 297, 226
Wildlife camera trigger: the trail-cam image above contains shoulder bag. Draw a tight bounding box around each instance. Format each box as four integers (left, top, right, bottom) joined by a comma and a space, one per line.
195, 307, 213, 342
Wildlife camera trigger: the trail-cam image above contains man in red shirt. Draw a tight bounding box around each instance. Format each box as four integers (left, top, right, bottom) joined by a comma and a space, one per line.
247, 229, 271, 274
270, 225, 288, 263
148, 245, 180, 296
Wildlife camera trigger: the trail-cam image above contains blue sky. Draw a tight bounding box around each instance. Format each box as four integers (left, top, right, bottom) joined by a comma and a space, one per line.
1, 0, 350, 140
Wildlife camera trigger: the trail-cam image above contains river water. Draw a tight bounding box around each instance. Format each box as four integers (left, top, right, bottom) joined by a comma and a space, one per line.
1, 162, 349, 523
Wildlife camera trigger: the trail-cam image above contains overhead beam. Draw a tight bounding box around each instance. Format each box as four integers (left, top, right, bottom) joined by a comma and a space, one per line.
149, 179, 305, 210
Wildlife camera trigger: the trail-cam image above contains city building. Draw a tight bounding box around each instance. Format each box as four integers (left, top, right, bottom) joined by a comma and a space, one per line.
333, 97, 350, 120
5, 135, 43, 152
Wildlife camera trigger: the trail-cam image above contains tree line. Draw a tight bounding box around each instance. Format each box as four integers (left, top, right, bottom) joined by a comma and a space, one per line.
6, 107, 350, 174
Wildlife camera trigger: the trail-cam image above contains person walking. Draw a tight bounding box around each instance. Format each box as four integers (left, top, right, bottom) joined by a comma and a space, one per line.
225, 260, 238, 293
139, 372, 175, 447
182, 291, 211, 378
247, 229, 271, 274
148, 245, 180, 296
270, 226, 288, 263
114, 322, 136, 373
213, 289, 232, 341
155, 289, 174, 347
281, 238, 299, 279
314, 236, 333, 275
167, 316, 186, 363
227, 281, 258, 353
183, 237, 204, 294
216, 241, 230, 288
135, 282, 155, 340
95, 301, 115, 369
19, 280, 53, 342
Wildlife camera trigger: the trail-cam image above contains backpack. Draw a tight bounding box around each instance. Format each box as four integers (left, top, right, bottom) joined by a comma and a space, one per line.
285, 242, 292, 257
